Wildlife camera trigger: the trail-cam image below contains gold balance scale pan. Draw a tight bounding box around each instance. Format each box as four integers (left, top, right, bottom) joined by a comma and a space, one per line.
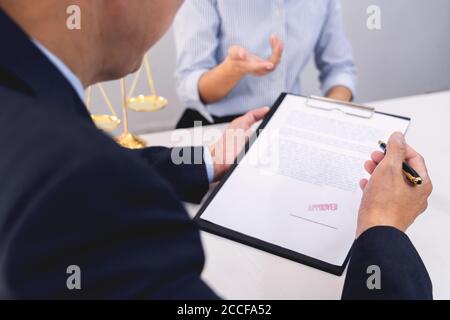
127, 95, 168, 112
115, 78, 147, 150
126, 54, 168, 112
86, 84, 121, 132
91, 114, 121, 132
85, 55, 167, 149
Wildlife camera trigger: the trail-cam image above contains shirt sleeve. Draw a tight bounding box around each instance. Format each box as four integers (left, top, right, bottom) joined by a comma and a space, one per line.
315, 0, 357, 97
203, 146, 215, 183
174, 0, 221, 122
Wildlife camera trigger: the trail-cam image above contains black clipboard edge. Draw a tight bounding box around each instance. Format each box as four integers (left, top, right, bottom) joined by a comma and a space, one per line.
194, 92, 409, 276
196, 218, 351, 276
195, 93, 287, 218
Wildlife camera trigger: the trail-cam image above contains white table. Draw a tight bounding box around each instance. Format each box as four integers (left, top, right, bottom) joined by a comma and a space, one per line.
141, 91, 450, 299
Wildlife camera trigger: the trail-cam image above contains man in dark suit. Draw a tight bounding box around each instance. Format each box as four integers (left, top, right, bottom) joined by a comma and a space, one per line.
0, 0, 433, 299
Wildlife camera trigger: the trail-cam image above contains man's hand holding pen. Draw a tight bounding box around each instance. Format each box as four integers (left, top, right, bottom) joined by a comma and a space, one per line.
356, 132, 433, 237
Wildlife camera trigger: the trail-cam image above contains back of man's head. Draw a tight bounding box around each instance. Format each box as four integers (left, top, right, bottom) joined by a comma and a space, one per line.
0, 0, 183, 86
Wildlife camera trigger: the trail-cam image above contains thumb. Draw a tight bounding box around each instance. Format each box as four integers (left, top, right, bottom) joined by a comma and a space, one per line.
230, 107, 269, 130
385, 132, 407, 167
249, 106, 270, 122
228, 45, 247, 61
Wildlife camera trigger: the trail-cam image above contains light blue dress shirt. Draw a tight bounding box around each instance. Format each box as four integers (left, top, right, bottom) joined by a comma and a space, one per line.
174, 0, 357, 120
33, 40, 85, 101
32, 40, 215, 182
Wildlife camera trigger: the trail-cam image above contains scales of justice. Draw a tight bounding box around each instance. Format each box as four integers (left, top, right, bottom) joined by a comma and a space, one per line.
85, 54, 168, 149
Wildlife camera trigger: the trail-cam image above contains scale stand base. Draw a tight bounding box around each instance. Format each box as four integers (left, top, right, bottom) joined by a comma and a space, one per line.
115, 132, 147, 149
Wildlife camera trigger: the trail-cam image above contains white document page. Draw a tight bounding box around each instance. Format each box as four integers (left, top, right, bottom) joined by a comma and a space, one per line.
201, 94, 410, 266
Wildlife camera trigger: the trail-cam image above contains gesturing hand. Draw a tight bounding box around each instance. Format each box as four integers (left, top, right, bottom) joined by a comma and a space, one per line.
357, 132, 433, 237
226, 35, 284, 77
209, 107, 270, 182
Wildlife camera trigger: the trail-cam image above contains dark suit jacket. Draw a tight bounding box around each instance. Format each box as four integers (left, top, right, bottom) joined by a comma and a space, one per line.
0, 9, 432, 299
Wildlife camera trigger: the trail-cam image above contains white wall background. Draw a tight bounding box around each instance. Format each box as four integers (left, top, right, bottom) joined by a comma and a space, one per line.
89, 0, 450, 134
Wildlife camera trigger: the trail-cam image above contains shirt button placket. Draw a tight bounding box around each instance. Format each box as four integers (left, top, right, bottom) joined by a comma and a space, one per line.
273, 0, 286, 94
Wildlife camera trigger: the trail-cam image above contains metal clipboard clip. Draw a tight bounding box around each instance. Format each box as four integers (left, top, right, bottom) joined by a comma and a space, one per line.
306, 95, 375, 119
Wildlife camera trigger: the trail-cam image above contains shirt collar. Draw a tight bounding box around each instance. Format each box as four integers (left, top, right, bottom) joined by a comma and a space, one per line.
32, 39, 85, 101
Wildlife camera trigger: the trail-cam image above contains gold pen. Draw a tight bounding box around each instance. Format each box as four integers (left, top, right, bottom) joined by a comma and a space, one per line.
378, 141, 423, 186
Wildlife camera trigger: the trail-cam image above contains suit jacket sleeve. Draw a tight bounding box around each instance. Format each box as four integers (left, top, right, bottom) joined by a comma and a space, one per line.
342, 226, 432, 300
130, 146, 210, 204
5, 153, 218, 299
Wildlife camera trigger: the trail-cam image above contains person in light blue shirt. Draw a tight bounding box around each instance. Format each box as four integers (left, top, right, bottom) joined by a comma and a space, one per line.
174, 0, 357, 128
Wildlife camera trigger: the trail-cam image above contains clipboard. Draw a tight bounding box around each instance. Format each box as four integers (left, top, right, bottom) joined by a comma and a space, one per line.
194, 93, 411, 276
